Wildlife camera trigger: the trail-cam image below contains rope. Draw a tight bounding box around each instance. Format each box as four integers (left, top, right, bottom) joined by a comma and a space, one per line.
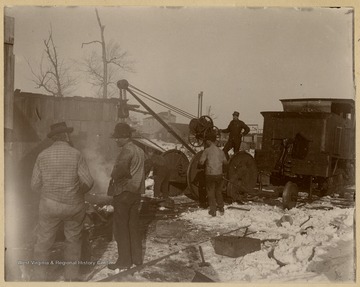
128, 84, 197, 120
130, 88, 195, 120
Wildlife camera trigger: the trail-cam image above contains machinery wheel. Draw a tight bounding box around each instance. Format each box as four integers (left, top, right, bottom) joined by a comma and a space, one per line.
186, 151, 204, 200
188, 133, 204, 147
204, 126, 221, 146
282, 181, 298, 210
227, 152, 257, 201
162, 149, 190, 196
199, 115, 213, 129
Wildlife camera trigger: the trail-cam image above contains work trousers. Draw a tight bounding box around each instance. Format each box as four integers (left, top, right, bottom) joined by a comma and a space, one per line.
112, 191, 142, 268
153, 168, 170, 198
223, 139, 241, 158
33, 197, 85, 281
197, 170, 208, 207
205, 175, 224, 213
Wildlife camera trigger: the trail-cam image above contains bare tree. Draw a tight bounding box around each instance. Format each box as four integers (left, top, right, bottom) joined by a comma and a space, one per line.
81, 8, 134, 98
27, 26, 77, 97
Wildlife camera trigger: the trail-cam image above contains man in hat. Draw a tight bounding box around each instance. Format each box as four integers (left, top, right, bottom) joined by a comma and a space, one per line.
198, 131, 228, 217
220, 111, 250, 159
107, 123, 145, 271
31, 122, 94, 281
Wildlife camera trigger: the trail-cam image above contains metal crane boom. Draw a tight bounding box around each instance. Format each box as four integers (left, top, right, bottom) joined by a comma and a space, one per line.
117, 79, 196, 155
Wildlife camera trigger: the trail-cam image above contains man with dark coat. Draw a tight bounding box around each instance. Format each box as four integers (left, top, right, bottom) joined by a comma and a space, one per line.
31, 122, 94, 281
107, 123, 145, 271
221, 111, 250, 158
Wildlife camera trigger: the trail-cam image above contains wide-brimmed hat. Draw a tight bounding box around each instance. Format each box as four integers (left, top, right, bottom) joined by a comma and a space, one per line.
111, 123, 135, 138
47, 122, 74, 138
232, 111, 239, 117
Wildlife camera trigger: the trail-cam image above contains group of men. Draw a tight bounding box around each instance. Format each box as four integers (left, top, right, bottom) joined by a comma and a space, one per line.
30, 121, 145, 281
29, 110, 249, 281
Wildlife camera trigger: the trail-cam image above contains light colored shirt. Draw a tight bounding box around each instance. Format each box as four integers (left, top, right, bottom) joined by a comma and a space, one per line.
31, 141, 94, 205
199, 143, 228, 176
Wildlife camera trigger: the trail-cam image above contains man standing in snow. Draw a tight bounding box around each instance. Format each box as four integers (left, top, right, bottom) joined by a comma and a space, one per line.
221, 111, 250, 159
31, 122, 94, 281
107, 123, 145, 271
145, 149, 170, 199
198, 131, 228, 217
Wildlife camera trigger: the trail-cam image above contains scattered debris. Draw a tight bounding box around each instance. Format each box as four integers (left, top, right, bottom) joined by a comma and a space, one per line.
268, 248, 287, 267
227, 206, 251, 211
198, 246, 210, 267
192, 271, 214, 282
276, 214, 293, 227
214, 236, 261, 258
299, 215, 312, 227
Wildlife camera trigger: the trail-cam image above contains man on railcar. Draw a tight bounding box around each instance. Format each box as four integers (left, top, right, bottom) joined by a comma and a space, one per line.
221, 111, 250, 159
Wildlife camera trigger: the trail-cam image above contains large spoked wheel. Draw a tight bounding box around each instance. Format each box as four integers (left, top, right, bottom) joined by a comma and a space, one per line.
188, 133, 204, 147
162, 149, 190, 196
185, 151, 204, 200
227, 152, 257, 202
282, 181, 298, 209
204, 126, 221, 146
198, 115, 213, 129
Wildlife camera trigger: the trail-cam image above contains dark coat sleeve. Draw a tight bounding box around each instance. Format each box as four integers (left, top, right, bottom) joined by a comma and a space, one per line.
221, 121, 232, 133
242, 122, 250, 136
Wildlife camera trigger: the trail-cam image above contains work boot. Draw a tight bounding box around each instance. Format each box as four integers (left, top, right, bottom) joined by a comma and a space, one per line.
218, 207, 225, 215
208, 210, 216, 217
107, 263, 131, 271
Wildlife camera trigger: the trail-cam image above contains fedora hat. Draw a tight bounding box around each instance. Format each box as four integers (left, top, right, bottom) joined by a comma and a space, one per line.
111, 123, 136, 138
232, 111, 239, 117
47, 122, 74, 138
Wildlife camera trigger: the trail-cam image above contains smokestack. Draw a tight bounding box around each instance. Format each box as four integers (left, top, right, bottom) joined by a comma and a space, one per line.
198, 91, 203, 118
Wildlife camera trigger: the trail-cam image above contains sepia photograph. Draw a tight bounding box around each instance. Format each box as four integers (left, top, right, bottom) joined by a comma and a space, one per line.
3, 3, 357, 283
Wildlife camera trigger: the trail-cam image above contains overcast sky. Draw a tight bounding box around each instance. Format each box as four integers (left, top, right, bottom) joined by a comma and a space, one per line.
5, 6, 355, 128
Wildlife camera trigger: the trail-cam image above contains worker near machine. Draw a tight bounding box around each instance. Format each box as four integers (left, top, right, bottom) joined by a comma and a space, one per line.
221, 111, 250, 159
145, 149, 170, 199
107, 123, 145, 271
31, 122, 94, 281
198, 131, 228, 217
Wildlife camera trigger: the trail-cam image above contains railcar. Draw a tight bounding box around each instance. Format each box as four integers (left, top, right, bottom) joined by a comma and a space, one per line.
255, 98, 355, 207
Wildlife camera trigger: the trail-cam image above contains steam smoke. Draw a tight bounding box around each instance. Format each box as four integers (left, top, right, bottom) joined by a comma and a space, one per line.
81, 135, 115, 197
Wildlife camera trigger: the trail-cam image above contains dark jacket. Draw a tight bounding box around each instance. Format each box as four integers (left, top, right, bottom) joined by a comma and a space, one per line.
222, 119, 250, 141
109, 141, 145, 196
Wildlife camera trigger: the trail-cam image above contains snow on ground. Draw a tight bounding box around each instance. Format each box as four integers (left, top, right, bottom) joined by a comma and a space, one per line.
86, 140, 355, 282
180, 202, 355, 282
89, 190, 355, 282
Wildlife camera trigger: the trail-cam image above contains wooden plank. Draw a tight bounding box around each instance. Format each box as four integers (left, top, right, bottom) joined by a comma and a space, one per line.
4, 16, 14, 44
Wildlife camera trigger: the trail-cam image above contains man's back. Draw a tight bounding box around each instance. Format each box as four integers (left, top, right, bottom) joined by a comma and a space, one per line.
31, 141, 93, 204
201, 144, 227, 176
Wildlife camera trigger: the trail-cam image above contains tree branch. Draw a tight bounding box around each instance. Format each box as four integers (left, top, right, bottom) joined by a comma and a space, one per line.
82, 40, 102, 48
